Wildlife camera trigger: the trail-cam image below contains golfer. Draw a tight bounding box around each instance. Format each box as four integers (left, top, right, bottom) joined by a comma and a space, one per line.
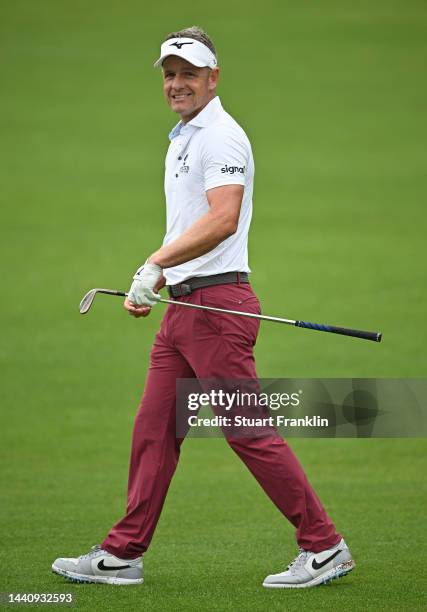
53, 27, 355, 588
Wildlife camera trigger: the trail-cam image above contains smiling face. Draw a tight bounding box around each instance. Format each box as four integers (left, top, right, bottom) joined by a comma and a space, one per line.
162, 56, 219, 123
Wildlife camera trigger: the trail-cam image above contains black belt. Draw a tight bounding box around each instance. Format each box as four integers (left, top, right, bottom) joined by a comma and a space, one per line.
167, 272, 249, 298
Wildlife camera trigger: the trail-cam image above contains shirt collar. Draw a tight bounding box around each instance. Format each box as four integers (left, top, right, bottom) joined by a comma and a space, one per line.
168, 96, 223, 140
168, 122, 183, 141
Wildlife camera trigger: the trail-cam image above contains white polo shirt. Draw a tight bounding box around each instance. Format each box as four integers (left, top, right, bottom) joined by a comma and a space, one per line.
162, 96, 254, 285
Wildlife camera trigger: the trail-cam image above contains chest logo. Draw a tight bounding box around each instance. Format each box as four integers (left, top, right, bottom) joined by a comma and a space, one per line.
179, 153, 190, 173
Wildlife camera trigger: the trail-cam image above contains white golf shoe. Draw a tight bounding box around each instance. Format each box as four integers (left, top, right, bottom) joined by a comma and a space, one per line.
52, 545, 143, 585
263, 538, 355, 588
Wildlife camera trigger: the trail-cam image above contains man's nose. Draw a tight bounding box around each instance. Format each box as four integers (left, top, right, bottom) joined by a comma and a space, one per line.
170, 74, 185, 90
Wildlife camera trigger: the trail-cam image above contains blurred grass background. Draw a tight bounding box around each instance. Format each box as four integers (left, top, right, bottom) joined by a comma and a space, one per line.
1, 1, 426, 610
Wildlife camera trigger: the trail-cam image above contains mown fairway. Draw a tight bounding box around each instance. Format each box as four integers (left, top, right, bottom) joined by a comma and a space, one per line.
1, 1, 426, 610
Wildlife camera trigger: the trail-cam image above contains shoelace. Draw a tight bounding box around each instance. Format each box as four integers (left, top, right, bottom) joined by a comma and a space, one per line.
286, 548, 309, 574
79, 545, 103, 560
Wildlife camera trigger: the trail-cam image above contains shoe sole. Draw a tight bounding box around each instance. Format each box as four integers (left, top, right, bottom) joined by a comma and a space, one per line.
262, 560, 355, 589
52, 564, 143, 585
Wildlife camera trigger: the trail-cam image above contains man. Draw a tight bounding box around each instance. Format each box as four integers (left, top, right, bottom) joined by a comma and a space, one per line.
52, 26, 355, 588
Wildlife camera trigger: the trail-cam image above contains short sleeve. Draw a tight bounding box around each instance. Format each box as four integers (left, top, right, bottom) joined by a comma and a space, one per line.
200, 126, 249, 191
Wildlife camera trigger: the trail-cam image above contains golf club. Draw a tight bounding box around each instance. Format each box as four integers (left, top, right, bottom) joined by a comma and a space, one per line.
79, 288, 382, 343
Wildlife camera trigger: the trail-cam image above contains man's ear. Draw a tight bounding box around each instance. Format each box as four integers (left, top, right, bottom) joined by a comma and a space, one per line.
208, 67, 220, 91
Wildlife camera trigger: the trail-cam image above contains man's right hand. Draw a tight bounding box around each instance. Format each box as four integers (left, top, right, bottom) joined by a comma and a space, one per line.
124, 298, 152, 318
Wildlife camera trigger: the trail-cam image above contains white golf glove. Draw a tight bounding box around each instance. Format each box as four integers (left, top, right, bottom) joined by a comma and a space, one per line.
127, 262, 162, 307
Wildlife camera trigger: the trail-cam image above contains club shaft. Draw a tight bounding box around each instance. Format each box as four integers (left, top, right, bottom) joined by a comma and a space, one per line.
83, 289, 382, 342
159, 297, 296, 325
99, 290, 296, 324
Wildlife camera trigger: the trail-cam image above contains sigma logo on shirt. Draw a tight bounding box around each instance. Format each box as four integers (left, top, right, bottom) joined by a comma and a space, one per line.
221, 164, 246, 175
179, 154, 189, 173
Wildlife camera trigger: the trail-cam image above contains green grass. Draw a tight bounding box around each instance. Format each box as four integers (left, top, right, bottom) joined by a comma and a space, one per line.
1, 1, 426, 610
1, 439, 426, 610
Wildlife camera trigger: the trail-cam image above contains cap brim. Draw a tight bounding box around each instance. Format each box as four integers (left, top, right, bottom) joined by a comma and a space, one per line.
153, 51, 207, 69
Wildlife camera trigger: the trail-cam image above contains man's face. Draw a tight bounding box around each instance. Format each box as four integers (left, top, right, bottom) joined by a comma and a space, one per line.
162, 56, 219, 123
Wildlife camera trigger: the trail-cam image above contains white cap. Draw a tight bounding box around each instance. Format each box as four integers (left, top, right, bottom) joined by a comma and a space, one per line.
154, 37, 217, 69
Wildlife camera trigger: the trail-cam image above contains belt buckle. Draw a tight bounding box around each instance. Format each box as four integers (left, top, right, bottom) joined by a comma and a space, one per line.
179, 283, 192, 296
169, 283, 191, 298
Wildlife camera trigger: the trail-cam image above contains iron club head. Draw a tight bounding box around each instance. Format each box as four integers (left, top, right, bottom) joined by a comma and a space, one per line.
79, 289, 98, 314
79, 288, 128, 314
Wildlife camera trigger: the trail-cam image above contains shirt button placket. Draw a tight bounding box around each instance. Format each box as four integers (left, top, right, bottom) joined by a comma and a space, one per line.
176, 153, 182, 178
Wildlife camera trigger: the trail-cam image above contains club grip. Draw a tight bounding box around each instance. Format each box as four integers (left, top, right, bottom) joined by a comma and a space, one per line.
296, 320, 382, 342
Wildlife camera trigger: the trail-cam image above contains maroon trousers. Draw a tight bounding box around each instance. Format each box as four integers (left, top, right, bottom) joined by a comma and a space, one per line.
102, 284, 340, 559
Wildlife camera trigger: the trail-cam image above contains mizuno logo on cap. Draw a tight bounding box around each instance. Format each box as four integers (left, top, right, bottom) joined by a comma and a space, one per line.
170, 41, 194, 50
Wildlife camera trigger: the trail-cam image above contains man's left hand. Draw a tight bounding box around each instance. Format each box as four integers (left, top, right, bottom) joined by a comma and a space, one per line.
125, 271, 166, 318
128, 262, 163, 307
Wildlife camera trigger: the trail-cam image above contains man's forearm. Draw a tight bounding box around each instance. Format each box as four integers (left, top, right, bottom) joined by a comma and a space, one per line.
148, 208, 237, 269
